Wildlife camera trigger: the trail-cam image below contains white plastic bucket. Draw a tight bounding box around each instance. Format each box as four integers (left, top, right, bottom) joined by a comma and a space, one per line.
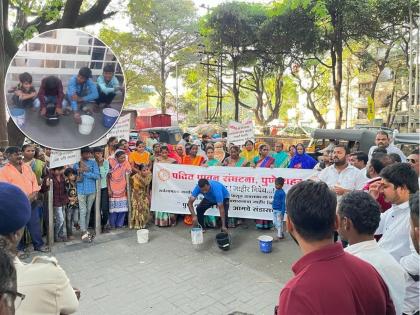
191, 225, 203, 245
78, 115, 95, 135
137, 229, 149, 244
11, 108, 25, 128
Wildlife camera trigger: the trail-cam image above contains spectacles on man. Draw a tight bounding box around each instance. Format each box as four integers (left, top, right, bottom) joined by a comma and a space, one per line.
408, 159, 417, 164
1, 290, 25, 309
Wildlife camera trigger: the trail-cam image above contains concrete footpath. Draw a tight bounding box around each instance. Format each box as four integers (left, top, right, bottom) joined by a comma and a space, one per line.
49, 222, 301, 315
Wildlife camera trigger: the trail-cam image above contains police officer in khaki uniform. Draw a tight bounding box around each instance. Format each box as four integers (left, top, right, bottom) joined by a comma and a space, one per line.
0, 182, 79, 315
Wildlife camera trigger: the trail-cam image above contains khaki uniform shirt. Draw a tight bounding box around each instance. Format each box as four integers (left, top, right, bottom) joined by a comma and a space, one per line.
15, 256, 79, 315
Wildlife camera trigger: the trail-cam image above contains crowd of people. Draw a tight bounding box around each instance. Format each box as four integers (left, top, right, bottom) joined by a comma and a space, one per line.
0, 129, 418, 314
8, 65, 121, 124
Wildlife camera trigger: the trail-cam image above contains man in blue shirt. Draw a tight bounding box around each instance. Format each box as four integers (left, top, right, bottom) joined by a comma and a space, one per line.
73, 147, 100, 242
95, 64, 121, 111
66, 67, 99, 124
188, 179, 230, 232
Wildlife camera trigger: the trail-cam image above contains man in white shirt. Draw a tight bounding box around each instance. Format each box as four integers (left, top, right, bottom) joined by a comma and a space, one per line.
374, 163, 419, 261
349, 151, 368, 171
338, 191, 406, 315
318, 144, 366, 201
399, 193, 419, 315
368, 131, 406, 162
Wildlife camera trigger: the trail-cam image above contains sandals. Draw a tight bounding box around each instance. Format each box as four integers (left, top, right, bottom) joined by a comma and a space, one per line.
81, 232, 94, 243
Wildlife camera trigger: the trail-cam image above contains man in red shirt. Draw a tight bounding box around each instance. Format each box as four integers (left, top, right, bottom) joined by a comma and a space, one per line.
276, 180, 395, 315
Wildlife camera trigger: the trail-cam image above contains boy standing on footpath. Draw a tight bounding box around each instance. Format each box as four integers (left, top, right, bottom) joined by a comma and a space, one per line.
64, 168, 79, 239
93, 147, 110, 233
41, 166, 68, 242
273, 177, 286, 240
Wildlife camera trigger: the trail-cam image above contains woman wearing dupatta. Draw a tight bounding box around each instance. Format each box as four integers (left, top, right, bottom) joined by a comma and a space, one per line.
240, 140, 258, 166
204, 146, 220, 166
253, 144, 275, 230
108, 150, 132, 228
129, 140, 150, 174
154, 146, 178, 227
288, 143, 317, 169
182, 144, 205, 166
182, 144, 205, 225
130, 163, 152, 229
213, 142, 228, 164
222, 145, 247, 228
271, 142, 289, 168
174, 144, 185, 164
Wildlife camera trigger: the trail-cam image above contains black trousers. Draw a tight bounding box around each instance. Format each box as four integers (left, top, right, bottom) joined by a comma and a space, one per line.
96, 89, 116, 105
196, 198, 229, 228
100, 188, 109, 227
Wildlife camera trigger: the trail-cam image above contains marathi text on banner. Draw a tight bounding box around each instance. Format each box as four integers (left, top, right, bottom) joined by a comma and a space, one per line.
151, 163, 317, 221
50, 150, 81, 168
227, 120, 254, 146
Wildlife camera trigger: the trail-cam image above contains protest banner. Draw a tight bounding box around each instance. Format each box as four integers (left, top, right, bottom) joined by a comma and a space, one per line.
227, 120, 254, 146
151, 163, 317, 221
50, 150, 81, 168
92, 113, 131, 147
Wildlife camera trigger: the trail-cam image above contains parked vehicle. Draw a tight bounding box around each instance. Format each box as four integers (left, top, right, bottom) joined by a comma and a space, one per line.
394, 133, 419, 156
128, 126, 183, 150
309, 129, 377, 155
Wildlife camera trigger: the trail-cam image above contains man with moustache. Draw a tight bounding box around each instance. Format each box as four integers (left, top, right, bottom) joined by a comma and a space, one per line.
368, 131, 406, 162
0, 147, 49, 256
318, 144, 366, 201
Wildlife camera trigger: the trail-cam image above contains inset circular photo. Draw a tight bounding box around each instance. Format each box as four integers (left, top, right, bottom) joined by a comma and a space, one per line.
5, 29, 125, 150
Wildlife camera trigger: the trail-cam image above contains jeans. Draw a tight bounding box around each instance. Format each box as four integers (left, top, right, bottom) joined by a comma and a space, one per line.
273, 210, 285, 237
78, 193, 96, 232
12, 94, 40, 108
17, 201, 44, 250
195, 198, 229, 229
96, 90, 116, 105
65, 205, 77, 236
109, 212, 126, 228
54, 206, 65, 240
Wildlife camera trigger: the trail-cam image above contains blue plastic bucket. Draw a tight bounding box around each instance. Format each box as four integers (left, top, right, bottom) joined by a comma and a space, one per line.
10, 108, 25, 127
102, 108, 119, 128
258, 235, 273, 253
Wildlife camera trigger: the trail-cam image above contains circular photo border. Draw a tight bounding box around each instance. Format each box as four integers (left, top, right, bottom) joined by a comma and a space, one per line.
4, 28, 127, 151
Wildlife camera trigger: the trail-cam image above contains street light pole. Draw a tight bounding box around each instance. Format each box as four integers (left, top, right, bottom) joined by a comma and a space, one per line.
176, 62, 179, 123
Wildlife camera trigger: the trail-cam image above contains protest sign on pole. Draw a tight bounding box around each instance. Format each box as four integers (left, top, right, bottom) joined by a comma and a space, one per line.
227, 120, 255, 146
151, 163, 317, 221
50, 150, 81, 168
92, 113, 131, 147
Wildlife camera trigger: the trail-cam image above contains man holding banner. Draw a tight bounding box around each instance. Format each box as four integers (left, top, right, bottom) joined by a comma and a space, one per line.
188, 179, 229, 233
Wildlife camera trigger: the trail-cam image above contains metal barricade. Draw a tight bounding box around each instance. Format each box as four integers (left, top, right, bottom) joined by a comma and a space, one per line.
47, 179, 54, 248
95, 179, 101, 236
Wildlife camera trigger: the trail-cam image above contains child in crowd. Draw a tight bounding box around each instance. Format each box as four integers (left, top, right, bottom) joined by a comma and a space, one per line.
93, 147, 110, 233
272, 177, 286, 240
64, 167, 79, 239
8, 72, 39, 110
95, 64, 120, 111
41, 166, 68, 242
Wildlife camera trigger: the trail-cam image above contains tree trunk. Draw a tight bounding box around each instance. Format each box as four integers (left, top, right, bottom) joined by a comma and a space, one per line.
160, 53, 166, 114
308, 94, 327, 128
0, 0, 10, 146
232, 58, 239, 121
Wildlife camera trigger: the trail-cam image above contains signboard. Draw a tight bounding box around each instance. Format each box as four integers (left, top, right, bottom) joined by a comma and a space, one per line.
367, 96, 375, 121
50, 150, 81, 168
227, 120, 254, 146
151, 163, 316, 221
93, 113, 131, 147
